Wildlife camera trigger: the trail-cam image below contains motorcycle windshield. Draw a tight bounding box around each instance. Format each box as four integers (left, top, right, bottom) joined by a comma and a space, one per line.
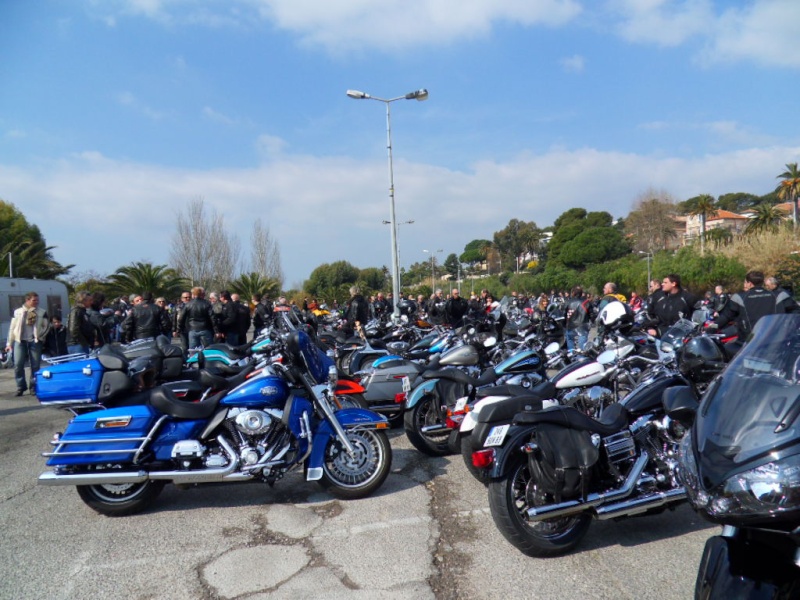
695, 314, 800, 488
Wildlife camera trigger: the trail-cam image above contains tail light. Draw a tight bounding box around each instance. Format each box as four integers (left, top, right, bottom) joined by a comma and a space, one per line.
394, 392, 407, 404
472, 448, 496, 469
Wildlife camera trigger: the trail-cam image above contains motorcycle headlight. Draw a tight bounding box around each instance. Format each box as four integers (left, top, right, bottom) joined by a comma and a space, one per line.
687, 447, 800, 522
660, 341, 674, 354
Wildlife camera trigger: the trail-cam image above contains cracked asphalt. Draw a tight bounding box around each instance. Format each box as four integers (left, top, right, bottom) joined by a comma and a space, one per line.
0, 367, 716, 599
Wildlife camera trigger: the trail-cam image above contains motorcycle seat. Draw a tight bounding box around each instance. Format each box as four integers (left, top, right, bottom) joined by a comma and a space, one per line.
422, 367, 498, 388
513, 402, 629, 436
475, 384, 529, 399
477, 395, 547, 424
149, 386, 225, 419
203, 343, 250, 359
199, 364, 256, 390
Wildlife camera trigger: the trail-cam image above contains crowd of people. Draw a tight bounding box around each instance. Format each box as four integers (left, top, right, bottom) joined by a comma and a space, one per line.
4, 271, 797, 398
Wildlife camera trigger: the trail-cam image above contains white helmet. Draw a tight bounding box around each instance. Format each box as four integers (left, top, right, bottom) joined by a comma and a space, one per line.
597, 300, 633, 330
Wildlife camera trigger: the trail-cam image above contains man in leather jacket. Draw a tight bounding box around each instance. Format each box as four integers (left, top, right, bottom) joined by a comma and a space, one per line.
647, 274, 697, 336
444, 288, 469, 328
216, 291, 239, 345
121, 291, 171, 342
178, 287, 215, 348
251, 294, 273, 340
344, 286, 369, 336
712, 270, 798, 354
564, 286, 591, 351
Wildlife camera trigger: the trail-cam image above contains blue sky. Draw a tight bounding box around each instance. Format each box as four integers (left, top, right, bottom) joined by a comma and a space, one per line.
1, 0, 798, 288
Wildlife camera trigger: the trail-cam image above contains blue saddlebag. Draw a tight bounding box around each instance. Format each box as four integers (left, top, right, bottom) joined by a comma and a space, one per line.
35, 358, 104, 406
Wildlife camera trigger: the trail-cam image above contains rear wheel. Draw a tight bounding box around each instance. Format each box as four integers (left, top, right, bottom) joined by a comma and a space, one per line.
488, 455, 591, 557
460, 433, 489, 485
318, 429, 392, 499
404, 393, 453, 456
76, 479, 165, 517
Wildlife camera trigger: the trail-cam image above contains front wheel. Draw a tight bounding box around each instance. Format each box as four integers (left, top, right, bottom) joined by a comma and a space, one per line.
404, 393, 453, 456
488, 455, 591, 557
333, 393, 369, 410
318, 428, 392, 500
76, 479, 165, 517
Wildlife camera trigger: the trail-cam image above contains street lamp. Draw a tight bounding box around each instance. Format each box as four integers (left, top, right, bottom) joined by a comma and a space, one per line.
347, 87, 429, 315
638, 250, 652, 289
423, 249, 443, 291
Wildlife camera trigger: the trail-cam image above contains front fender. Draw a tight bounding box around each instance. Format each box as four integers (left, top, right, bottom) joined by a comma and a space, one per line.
487, 423, 537, 479
305, 408, 388, 477
405, 378, 438, 410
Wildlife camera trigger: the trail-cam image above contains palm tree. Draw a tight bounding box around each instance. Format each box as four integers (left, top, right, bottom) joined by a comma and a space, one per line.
106, 262, 186, 299
229, 272, 281, 301
745, 203, 784, 235
689, 194, 718, 255
777, 163, 800, 228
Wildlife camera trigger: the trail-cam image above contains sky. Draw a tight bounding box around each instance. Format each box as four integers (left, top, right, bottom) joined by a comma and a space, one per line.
1, 0, 799, 289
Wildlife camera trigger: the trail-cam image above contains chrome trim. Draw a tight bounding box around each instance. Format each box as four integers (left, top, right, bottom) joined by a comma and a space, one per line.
306, 467, 323, 481
526, 453, 649, 520
594, 487, 686, 520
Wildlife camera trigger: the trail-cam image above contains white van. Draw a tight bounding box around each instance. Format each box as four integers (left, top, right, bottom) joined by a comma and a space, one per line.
1, 277, 70, 344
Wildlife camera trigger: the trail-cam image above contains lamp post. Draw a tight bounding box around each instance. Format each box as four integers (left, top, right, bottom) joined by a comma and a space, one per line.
638, 250, 652, 289
347, 88, 429, 315
423, 249, 442, 291
382, 219, 414, 281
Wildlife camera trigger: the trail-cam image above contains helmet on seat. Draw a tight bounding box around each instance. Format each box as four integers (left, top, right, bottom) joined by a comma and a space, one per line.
679, 335, 726, 383
597, 300, 634, 332
397, 299, 416, 316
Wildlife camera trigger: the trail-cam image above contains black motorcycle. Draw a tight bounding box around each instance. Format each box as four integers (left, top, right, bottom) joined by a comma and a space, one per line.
675, 313, 800, 598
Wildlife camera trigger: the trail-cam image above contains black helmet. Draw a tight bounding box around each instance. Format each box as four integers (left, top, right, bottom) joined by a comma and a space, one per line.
679, 335, 726, 383
397, 299, 416, 316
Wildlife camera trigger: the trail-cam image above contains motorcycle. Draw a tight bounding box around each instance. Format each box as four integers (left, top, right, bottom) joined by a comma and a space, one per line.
675, 313, 800, 598
37, 328, 392, 516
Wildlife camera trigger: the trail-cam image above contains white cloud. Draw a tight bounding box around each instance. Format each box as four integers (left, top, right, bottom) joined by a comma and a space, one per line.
702, 0, 800, 68
117, 91, 167, 120
559, 54, 585, 73
611, 0, 713, 46
1, 144, 795, 283
202, 106, 237, 125
637, 119, 776, 146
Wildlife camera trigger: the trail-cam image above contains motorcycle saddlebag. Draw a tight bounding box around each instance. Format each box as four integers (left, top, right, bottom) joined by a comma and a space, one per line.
35, 358, 106, 406
46, 405, 159, 466
530, 423, 599, 503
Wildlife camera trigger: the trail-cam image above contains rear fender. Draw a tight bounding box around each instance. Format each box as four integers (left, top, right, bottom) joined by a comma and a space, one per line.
305, 408, 388, 478
486, 424, 537, 479
405, 378, 438, 410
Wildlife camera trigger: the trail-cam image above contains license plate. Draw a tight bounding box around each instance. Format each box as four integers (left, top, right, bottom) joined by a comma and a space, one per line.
484, 424, 510, 447
453, 396, 468, 412
401, 376, 411, 392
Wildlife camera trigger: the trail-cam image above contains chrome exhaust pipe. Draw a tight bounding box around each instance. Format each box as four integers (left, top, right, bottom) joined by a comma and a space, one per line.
39, 436, 245, 487
421, 423, 450, 434
526, 453, 648, 521
594, 487, 686, 520
39, 470, 148, 487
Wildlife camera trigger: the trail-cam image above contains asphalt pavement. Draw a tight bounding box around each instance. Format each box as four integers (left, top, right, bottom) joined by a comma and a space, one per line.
0, 363, 715, 599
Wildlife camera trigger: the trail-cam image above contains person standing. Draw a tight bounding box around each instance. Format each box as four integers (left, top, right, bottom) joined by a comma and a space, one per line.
121, 292, 171, 341
343, 286, 369, 336
67, 291, 95, 354
173, 291, 191, 349
712, 270, 798, 354
444, 288, 469, 328
215, 291, 239, 345
647, 274, 697, 336
44, 314, 68, 359
564, 286, 591, 352
251, 293, 273, 339
5, 292, 50, 396
231, 293, 252, 344
179, 287, 215, 349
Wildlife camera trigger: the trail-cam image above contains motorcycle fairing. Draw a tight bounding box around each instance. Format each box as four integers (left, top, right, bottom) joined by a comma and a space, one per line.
405, 378, 437, 410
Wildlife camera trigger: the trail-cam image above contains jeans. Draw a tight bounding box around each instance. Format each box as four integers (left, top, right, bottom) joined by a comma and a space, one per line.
13, 340, 42, 393
67, 344, 89, 355
224, 332, 240, 346
566, 327, 589, 352
188, 330, 213, 349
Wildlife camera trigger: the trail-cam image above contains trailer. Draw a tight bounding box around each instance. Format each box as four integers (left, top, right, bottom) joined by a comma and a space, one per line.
1, 277, 70, 346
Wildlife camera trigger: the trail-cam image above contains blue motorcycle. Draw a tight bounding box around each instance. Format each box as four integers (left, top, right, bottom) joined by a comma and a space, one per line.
37, 329, 392, 516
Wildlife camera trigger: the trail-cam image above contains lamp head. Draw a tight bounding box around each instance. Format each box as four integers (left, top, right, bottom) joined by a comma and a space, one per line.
346, 89, 369, 99
405, 89, 429, 101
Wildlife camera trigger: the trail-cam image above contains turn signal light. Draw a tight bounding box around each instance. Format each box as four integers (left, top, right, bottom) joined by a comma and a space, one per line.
472, 448, 496, 469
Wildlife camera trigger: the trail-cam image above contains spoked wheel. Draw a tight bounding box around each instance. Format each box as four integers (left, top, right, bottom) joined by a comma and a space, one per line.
403, 393, 453, 456
76, 479, 165, 517
488, 456, 591, 557
319, 428, 392, 500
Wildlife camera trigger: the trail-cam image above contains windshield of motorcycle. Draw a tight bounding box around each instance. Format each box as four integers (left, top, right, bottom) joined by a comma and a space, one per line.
660, 318, 696, 352
694, 314, 800, 485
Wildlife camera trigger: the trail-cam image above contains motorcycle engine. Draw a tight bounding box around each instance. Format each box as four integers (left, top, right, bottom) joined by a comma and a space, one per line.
562, 385, 614, 415
226, 408, 287, 467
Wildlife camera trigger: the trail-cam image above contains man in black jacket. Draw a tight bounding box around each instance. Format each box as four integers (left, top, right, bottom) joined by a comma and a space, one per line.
344, 286, 369, 336
178, 287, 215, 349
444, 288, 469, 328
121, 291, 171, 342
231, 293, 252, 343
712, 270, 798, 354
251, 294, 273, 340
647, 274, 697, 336
216, 290, 240, 345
